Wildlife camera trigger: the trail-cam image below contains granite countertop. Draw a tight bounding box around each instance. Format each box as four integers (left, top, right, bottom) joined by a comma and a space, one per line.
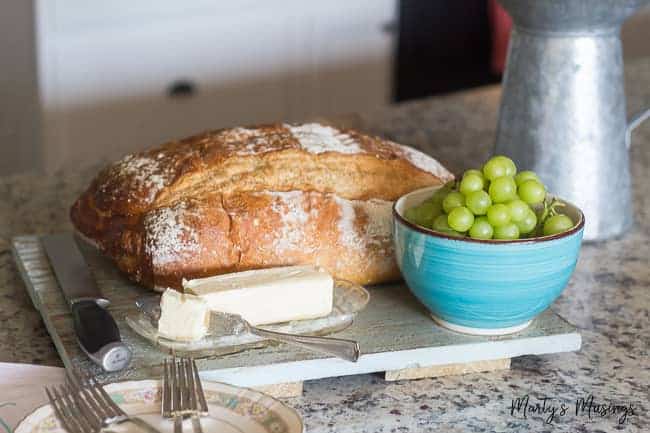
1, 58, 649, 432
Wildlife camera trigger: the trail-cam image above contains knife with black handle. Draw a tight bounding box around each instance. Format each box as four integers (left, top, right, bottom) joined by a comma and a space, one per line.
42, 233, 132, 371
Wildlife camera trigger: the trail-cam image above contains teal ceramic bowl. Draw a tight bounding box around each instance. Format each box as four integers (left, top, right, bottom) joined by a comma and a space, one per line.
393, 185, 585, 335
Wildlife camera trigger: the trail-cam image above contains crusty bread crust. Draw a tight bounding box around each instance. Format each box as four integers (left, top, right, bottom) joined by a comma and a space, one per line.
71, 123, 452, 289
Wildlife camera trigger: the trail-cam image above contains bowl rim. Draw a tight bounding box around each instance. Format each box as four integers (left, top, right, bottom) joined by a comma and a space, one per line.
393, 185, 586, 244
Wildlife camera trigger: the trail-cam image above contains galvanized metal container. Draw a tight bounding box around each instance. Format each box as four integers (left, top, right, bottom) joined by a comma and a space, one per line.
495, 0, 650, 240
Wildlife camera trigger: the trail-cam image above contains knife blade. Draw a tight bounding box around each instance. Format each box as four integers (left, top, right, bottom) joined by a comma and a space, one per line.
42, 233, 132, 372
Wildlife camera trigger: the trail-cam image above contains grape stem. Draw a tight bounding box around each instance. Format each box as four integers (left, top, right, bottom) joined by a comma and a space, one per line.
535, 197, 566, 235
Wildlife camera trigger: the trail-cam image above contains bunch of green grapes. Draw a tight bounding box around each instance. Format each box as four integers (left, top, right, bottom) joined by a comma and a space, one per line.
405, 155, 575, 240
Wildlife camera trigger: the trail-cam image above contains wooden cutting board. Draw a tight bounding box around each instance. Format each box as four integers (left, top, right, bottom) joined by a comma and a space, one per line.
12, 235, 581, 396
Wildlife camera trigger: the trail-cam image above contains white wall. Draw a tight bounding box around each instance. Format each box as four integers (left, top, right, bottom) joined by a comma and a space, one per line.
34, 0, 395, 173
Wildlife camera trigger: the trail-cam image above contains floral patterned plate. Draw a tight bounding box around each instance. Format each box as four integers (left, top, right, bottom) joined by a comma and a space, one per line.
15, 380, 303, 433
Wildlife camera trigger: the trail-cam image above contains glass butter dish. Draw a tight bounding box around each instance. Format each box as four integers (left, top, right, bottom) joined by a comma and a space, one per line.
126, 279, 369, 356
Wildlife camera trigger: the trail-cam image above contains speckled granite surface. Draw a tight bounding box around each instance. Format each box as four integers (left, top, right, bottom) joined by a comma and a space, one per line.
1, 58, 649, 432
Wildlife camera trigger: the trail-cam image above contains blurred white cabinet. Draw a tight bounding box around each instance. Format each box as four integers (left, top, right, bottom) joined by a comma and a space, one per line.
35, 0, 396, 172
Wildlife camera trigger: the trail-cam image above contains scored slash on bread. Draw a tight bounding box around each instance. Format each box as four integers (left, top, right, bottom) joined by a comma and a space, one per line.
71, 123, 453, 289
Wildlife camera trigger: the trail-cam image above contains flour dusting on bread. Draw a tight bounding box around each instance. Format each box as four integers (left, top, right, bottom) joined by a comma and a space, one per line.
333, 196, 393, 251
288, 123, 363, 155
269, 191, 315, 253
288, 123, 449, 178
103, 154, 173, 203
393, 143, 451, 179
269, 190, 393, 259
221, 127, 291, 156
359, 199, 393, 247
144, 201, 200, 266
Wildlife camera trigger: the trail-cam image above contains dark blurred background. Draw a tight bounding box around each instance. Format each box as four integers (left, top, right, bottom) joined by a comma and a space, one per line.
396, 0, 500, 101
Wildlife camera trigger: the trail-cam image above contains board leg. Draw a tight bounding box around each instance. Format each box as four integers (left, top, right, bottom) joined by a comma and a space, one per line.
253, 381, 304, 398
384, 358, 511, 381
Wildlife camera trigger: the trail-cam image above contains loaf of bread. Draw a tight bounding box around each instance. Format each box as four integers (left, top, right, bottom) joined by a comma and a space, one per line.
71, 123, 453, 290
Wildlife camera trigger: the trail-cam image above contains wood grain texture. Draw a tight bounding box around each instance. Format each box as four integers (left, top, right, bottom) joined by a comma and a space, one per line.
12, 234, 581, 389
384, 358, 511, 381
253, 382, 304, 398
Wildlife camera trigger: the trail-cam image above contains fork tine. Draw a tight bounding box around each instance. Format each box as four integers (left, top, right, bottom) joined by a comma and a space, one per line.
170, 357, 184, 433
78, 370, 126, 419
191, 359, 208, 413
184, 358, 204, 433
178, 358, 188, 413
52, 386, 87, 433
52, 386, 80, 433
60, 384, 97, 433
67, 374, 108, 424
77, 374, 116, 419
171, 357, 180, 414
46, 387, 79, 433
162, 359, 172, 417
185, 359, 198, 412
64, 368, 82, 389
71, 371, 105, 414
64, 380, 103, 431
89, 375, 128, 417
75, 371, 111, 414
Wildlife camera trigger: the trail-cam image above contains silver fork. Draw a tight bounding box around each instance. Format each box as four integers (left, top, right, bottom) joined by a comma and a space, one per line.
46, 372, 163, 433
45, 383, 98, 433
162, 357, 208, 433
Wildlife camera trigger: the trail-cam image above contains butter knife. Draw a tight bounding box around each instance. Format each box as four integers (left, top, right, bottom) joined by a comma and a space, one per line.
42, 233, 132, 371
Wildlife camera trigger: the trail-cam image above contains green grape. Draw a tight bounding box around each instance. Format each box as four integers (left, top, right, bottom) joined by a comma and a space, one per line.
447, 206, 475, 232
424, 199, 443, 217
420, 202, 441, 227
494, 222, 520, 240
486, 204, 511, 227
489, 176, 517, 203
465, 190, 492, 215
432, 214, 452, 232
543, 214, 574, 236
516, 209, 538, 235
432, 200, 444, 217
469, 216, 494, 240
514, 170, 540, 186
518, 180, 546, 205
404, 207, 419, 224
459, 173, 485, 195
405, 201, 439, 228
463, 169, 484, 181
507, 199, 529, 222
492, 155, 517, 177
482, 157, 508, 181
442, 191, 465, 213
432, 215, 464, 237
427, 183, 454, 205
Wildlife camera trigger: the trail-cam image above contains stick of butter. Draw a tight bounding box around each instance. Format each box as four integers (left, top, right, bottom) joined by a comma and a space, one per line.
158, 289, 210, 342
182, 265, 334, 326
